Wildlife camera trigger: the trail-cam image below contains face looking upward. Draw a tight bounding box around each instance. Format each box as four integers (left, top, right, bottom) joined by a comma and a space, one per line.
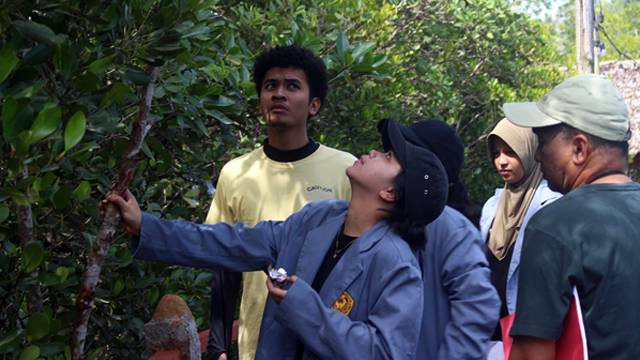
347, 150, 403, 201
491, 137, 525, 186
259, 67, 321, 130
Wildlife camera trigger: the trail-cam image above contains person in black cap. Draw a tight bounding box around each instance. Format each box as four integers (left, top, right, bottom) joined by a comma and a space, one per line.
379, 118, 500, 359
102, 119, 449, 359
390, 119, 482, 227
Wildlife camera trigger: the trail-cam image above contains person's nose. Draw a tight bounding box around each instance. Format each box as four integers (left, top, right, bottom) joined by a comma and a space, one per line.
498, 153, 508, 166
271, 85, 286, 100
535, 145, 542, 163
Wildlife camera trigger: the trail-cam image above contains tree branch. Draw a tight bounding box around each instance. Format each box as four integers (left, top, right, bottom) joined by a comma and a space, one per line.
71, 67, 160, 360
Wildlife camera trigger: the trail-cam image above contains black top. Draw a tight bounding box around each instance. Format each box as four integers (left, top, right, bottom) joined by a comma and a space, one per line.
511, 183, 640, 358
312, 226, 357, 292
487, 242, 515, 340
263, 138, 319, 162
296, 224, 357, 359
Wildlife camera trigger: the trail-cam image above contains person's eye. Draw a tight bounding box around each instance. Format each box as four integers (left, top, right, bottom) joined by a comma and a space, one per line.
288, 83, 300, 90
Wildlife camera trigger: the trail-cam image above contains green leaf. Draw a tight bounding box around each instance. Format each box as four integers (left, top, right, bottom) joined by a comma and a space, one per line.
371, 54, 387, 68
22, 242, 45, 273
14, 80, 45, 99
212, 95, 235, 107
88, 55, 114, 74
88, 346, 104, 360
125, 69, 150, 85
141, 141, 155, 160
29, 102, 61, 144
112, 279, 124, 296
38, 342, 65, 357
0, 329, 23, 350
64, 111, 86, 152
2, 97, 18, 142
336, 32, 349, 58
352, 42, 375, 62
100, 83, 131, 108
53, 185, 73, 209
26, 313, 50, 341
22, 43, 54, 66
14, 20, 63, 46
204, 108, 233, 125
0, 44, 19, 83
19, 345, 40, 360
182, 25, 211, 39
182, 195, 199, 207
55, 266, 70, 282
72, 181, 91, 201
0, 206, 9, 223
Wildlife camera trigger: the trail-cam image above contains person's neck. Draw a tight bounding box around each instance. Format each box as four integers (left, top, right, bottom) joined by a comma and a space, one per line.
343, 189, 390, 237
572, 153, 630, 189
266, 125, 309, 150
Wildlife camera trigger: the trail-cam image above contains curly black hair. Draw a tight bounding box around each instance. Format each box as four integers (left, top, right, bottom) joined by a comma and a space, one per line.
253, 45, 329, 111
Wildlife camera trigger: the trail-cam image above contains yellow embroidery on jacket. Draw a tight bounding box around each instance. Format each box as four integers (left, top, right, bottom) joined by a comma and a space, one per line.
332, 291, 355, 316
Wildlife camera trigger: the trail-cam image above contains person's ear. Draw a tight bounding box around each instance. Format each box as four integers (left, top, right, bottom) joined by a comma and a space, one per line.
571, 133, 590, 166
379, 186, 398, 203
308, 97, 321, 117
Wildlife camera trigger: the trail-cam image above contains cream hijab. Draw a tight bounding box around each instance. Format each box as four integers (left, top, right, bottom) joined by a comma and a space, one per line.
487, 119, 544, 260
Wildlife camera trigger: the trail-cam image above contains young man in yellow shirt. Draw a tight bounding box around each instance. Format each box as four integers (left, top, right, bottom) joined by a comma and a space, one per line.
205, 45, 356, 360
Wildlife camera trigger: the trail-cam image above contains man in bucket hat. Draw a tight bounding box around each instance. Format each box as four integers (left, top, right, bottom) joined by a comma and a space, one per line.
102, 119, 449, 359
503, 74, 640, 359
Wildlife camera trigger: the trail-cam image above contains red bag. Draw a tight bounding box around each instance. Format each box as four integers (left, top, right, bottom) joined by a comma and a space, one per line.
500, 287, 588, 360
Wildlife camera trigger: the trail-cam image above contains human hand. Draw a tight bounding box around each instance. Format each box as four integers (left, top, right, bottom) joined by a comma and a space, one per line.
266, 275, 297, 304
99, 189, 142, 236
217, 353, 227, 360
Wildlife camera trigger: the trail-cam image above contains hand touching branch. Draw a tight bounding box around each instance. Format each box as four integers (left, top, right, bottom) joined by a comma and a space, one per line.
100, 189, 142, 236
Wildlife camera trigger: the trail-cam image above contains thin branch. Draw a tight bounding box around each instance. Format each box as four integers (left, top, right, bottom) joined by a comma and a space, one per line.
71, 67, 159, 360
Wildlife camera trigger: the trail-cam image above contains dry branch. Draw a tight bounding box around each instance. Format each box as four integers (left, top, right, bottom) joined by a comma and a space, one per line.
71, 67, 159, 360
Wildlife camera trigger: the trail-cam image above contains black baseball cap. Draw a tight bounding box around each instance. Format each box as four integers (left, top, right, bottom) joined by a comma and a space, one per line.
378, 119, 448, 223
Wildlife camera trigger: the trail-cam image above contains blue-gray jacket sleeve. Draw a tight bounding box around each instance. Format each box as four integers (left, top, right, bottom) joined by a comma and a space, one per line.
132, 212, 293, 271
433, 220, 500, 359
275, 261, 423, 359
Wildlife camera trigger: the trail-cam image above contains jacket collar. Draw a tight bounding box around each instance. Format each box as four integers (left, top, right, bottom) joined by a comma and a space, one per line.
295, 209, 392, 305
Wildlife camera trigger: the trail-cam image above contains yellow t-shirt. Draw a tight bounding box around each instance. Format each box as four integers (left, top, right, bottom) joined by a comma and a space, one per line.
205, 144, 355, 360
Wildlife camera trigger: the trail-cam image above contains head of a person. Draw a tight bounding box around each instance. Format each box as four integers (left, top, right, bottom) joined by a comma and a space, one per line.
375, 119, 481, 227
346, 119, 448, 249
503, 74, 630, 194
487, 119, 540, 187
253, 45, 328, 129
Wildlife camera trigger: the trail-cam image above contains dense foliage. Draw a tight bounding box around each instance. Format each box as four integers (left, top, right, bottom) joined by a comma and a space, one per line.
1, 0, 569, 358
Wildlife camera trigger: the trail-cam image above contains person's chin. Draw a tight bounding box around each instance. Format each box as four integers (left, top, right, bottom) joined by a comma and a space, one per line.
266, 117, 288, 128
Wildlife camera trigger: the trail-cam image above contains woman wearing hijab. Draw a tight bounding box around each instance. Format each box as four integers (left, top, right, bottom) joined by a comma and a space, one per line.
480, 119, 561, 343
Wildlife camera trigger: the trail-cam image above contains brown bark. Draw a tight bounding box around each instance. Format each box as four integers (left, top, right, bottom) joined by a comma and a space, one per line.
71, 67, 159, 360
17, 166, 43, 313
